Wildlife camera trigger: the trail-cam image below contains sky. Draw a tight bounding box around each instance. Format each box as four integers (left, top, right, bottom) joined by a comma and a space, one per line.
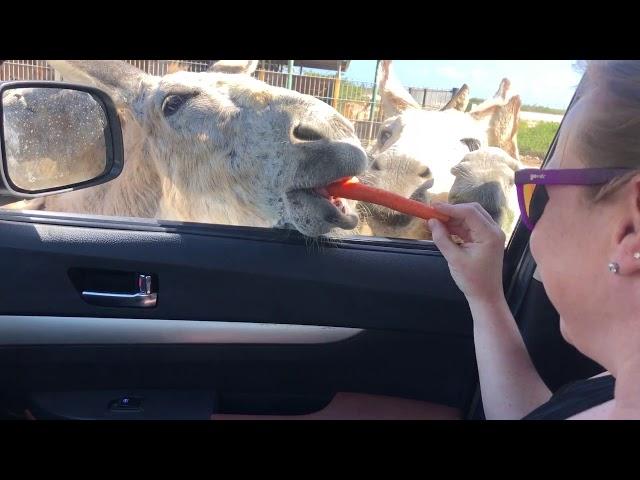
342, 60, 582, 110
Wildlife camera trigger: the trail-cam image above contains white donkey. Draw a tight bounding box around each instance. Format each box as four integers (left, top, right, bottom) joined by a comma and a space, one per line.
361, 60, 522, 240
4, 60, 368, 238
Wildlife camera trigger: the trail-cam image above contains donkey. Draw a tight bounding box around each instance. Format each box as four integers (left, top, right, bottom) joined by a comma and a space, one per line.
360, 60, 522, 240
4, 60, 368, 238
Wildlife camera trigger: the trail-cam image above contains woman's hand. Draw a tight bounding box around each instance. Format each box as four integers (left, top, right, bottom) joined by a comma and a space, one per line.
428, 202, 506, 305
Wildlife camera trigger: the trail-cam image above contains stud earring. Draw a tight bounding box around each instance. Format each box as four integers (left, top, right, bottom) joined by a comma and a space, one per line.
634, 252, 640, 260
608, 262, 620, 274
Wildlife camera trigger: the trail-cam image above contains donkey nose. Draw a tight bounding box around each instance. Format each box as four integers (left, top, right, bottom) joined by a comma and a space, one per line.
291, 123, 326, 142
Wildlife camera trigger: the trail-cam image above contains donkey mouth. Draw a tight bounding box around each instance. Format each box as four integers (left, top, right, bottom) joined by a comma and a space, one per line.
287, 188, 358, 230
285, 179, 359, 232
314, 186, 348, 215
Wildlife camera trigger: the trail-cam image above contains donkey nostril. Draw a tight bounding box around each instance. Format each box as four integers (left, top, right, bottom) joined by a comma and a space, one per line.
293, 124, 325, 142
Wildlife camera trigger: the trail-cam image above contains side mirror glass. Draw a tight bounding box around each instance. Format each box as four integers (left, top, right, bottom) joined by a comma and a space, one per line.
0, 81, 124, 197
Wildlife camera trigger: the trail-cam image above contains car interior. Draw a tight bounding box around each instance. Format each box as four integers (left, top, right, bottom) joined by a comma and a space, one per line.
0, 61, 604, 420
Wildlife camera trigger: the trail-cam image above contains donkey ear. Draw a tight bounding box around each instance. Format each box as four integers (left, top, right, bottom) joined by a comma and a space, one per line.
493, 78, 511, 101
47, 60, 153, 112
209, 60, 259, 75
470, 77, 514, 113
469, 94, 522, 160
441, 84, 470, 112
378, 60, 420, 117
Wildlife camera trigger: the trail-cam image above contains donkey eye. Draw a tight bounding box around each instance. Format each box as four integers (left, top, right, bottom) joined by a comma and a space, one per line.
162, 94, 194, 117
379, 129, 392, 145
460, 138, 481, 152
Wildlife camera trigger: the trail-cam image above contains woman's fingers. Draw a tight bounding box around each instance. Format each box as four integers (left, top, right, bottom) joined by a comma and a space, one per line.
427, 202, 507, 304
428, 219, 461, 260
432, 202, 497, 241
433, 202, 494, 228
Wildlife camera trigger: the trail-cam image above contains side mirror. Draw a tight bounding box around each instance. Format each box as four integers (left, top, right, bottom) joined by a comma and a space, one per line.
0, 81, 124, 198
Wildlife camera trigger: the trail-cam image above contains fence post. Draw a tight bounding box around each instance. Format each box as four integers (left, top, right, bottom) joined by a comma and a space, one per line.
367, 60, 381, 143
258, 60, 266, 82
287, 60, 294, 89
332, 61, 342, 109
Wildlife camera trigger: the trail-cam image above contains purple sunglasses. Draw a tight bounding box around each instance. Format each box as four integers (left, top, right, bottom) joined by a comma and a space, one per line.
515, 168, 634, 230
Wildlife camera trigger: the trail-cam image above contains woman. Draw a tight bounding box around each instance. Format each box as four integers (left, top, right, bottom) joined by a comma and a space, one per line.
427, 60, 640, 420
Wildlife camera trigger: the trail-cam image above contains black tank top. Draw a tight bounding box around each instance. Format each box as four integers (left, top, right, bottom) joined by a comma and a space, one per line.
522, 375, 615, 420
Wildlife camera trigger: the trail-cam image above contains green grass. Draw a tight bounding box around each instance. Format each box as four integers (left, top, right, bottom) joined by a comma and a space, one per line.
468, 98, 566, 115
521, 104, 566, 115
518, 121, 560, 158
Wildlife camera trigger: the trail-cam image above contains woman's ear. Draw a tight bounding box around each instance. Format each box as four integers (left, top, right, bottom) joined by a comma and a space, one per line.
612, 174, 640, 275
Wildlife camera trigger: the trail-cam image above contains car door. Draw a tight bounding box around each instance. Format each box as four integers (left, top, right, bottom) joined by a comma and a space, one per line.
0, 58, 564, 420
0, 208, 481, 419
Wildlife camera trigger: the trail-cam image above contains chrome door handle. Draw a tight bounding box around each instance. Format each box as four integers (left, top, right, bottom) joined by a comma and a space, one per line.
82, 274, 157, 308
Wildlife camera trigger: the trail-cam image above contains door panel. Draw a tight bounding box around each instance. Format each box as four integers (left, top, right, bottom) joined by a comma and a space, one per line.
0, 211, 477, 418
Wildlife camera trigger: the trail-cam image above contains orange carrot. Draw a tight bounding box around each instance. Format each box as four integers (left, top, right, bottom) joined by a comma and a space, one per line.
325, 177, 450, 223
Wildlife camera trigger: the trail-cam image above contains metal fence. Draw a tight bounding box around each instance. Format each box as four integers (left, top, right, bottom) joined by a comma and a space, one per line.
408, 87, 458, 111
1, 60, 455, 147
1, 60, 57, 81
253, 61, 455, 147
